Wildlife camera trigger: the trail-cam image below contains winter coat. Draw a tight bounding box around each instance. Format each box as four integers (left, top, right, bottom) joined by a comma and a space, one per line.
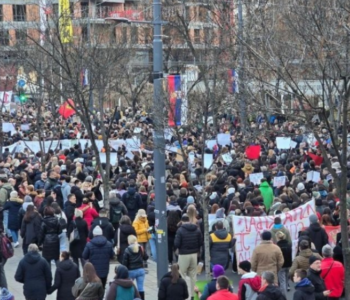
49, 259, 80, 300
208, 290, 239, 300
259, 182, 274, 211
68, 217, 89, 259
89, 217, 115, 242
276, 239, 292, 268
39, 215, 62, 261
307, 268, 327, 300
133, 217, 151, 243
256, 285, 286, 300
71, 185, 84, 207
109, 197, 128, 225
251, 241, 284, 284
122, 245, 144, 271
115, 224, 136, 261
64, 200, 76, 229
289, 249, 322, 277
61, 181, 71, 204
20, 212, 42, 245
79, 203, 99, 229
293, 278, 315, 300
209, 229, 233, 268
174, 223, 203, 255
3, 197, 23, 230
306, 223, 328, 255
271, 225, 292, 244
106, 278, 140, 300
0, 183, 13, 207
82, 235, 114, 278
158, 272, 189, 300
72, 277, 104, 300
320, 257, 344, 297
238, 272, 261, 300
121, 187, 142, 221
14, 251, 52, 299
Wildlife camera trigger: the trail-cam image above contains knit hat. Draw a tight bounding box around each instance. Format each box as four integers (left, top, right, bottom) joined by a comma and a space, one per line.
187, 196, 194, 204
309, 214, 318, 224
10, 191, 18, 198
227, 187, 235, 195
261, 231, 272, 241
296, 182, 305, 192
24, 195, 32, 203
85, 176, 93, 183
93, 225, 103, 236
216, 208, 225, 219
309, 255, 321, 265
209, 192, 217, 200
0, 288, 14, 300
212, 264, 225, 278
239, 260, 251, 273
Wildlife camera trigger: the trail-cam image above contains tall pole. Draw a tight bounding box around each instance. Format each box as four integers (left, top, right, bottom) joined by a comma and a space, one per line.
153, 0, 168, 285
237, 0, 247, 133
87, 6, 93, 111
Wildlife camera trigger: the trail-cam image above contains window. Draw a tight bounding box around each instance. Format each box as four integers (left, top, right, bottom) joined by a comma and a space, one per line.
131, 27, 138, 44
122, 27, 127, 44
0, 5, 3, 22
194, 29, 200, 43
0, 30, 9, 46
144, 28, 151, 44
81, 25, 88, 41
16, 29, 27, 44
13, 5, 26, 22
81, 2, 89, 18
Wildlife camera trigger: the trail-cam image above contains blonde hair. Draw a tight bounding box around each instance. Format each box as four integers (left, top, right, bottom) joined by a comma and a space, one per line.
276, 231, 286, 240
127, 235, 139, 253
187, 204, 197, 224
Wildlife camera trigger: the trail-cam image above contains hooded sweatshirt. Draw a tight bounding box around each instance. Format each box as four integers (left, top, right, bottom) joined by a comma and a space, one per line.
259, 182, 274, 212
238, 272, 261, 300
294, 278, 315, 300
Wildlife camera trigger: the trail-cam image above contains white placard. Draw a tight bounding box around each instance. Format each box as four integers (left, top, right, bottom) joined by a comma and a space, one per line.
204, 153, 213, 169
273, 176, 286, 187
290, 140, 297, 148
307, 171, 320, 183
222, 153, 233, 164
206, 140, 217, 150
276, 137, 292, 149
20, 124, 30, 131
249, 173, 264, 185
217, 133, 231, 146
2, 123, 16, 135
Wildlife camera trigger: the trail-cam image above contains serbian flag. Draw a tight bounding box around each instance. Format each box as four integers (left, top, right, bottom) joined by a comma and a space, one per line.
245, 145, 261, 160
308, 152, 323, 166
228, 69, 239, 94
168, 75, 182, 127
58, 99, 75, 119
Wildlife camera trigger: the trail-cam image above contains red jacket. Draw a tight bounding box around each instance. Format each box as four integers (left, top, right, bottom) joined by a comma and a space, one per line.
238, 272, 261, 300
208, 290, 238, 300
78, 204, 98, 229
321, 257, 344, 297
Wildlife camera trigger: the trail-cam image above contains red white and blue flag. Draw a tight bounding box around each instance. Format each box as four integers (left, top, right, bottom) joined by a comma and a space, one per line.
228, 69, 238, 93
81, 69, 89, 87
168, 75, 183, 127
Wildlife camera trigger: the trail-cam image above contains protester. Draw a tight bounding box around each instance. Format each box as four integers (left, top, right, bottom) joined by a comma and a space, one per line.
15, 243, 52, 300
293, 269, 315, 300
114, 215, 136, 263
275, 231, 292, 296
106, 264, 140, 300
237, 261, 261, 300
256, 271, 286, 300
207, 275, 238, 300
48, 251, 80, 300
306, 215, 329, 255
64, 193, 77, 230
72, 262, 104, 300
109, 193, 128, 230
270, 217, 291, 244
251, 231, 284, 284
0, 229, 8, 289
122, 180, 142, 221
132, 209, 151, 267
158, 263, 189, 300
20, 204, 42, 254
88, 208, 115, 242
307, 256, 331, 300
82, 225, 114, 288
167, 210, 181, 265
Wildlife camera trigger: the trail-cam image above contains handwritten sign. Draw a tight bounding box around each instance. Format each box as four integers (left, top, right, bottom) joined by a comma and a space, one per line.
222, 153, 233, 164
217, 133, 231, 146
233, 200, 316, 263
206, 140, 217, 150
273, 176, 286, 187
307, 171, 320, 183
276, 137, 291, 149
249, 173, 263, 185
204, 153, 213, 169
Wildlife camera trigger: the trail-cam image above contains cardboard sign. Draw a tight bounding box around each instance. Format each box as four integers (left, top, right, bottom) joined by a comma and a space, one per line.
222, 153, 233, 164
249, 173, 263, 185
273, 176, 286, 187
217, 133, 231, 146
276, 137, 292, 149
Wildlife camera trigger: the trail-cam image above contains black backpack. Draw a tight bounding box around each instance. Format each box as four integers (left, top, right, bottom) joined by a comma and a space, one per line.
124, 193, 137, 210
110, 205, 123, 224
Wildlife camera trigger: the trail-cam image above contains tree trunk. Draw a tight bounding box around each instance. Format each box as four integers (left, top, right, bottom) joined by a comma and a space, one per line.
202, 197, 211, 279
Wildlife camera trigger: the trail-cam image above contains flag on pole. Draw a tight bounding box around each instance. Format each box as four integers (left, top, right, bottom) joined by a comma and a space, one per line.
168, 75, 182, 127
59, 0, 73, 43
81, 69, 89, 86
58, 99, 75, 119
228, 69, 239, 93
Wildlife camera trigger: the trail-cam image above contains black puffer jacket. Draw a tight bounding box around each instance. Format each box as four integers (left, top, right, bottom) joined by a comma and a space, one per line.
109, 197, 128, 224
293, 278, 315, 300
306, 223, 328, 255
71, 186, 84, 207
88, 217, 115, 241
307, 268, 327, 300
115, 224, 136, 261
122, 245, 144, 270
39, 215, 62, 261
257, 284, 286, 300
158, 272, 189, 300
174, 223, 202, 255
20, 212, 42, 245
49, 259, 80, 300
68, 217, 88, 259
277, 239, 292, 268
209, 229, 233, 268
15, 251, 52, 299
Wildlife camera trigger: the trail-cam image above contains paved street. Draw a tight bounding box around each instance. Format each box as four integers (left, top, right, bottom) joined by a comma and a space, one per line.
3, 241, 298, 300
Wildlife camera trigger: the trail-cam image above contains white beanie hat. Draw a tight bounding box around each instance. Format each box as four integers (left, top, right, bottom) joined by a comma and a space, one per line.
228, 188, 235, 195
296, 182, 305, 192
93, 225, 103, 236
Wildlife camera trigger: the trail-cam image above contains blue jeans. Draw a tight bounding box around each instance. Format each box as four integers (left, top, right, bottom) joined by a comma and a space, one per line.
9, 230, 18, 243
59, 232, 67, 252
149, 233, 157, 261
129, 268, 145, 292
3, 211, 11, 237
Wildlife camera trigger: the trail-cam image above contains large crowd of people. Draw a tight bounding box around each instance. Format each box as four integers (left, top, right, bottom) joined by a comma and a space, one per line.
0, 103, 348, 300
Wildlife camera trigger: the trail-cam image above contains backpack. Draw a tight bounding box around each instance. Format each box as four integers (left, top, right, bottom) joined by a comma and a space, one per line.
116, 285, 134, 300
0, 234, 14, 259
124, 193, 137, 211
110, 205, 123, 224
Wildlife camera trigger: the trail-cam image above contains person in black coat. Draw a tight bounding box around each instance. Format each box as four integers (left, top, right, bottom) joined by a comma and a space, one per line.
3, 191, 23, 247
64, 194, 77, 231
307, 256, 330, 300
114, 215, 136, 262
109, 194, 128, 230
68, 209, 88, 268
48, 251, 80, 300
158, 263, 189, 300
306, 215, 328, 255
20, 204, 42, 254
276, 231, 292, 296
15, 243, 52, 300
293, 269, 315, 300
39, 206, 62, 266
71, 180, 84, 207
88, 209, 115, 242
